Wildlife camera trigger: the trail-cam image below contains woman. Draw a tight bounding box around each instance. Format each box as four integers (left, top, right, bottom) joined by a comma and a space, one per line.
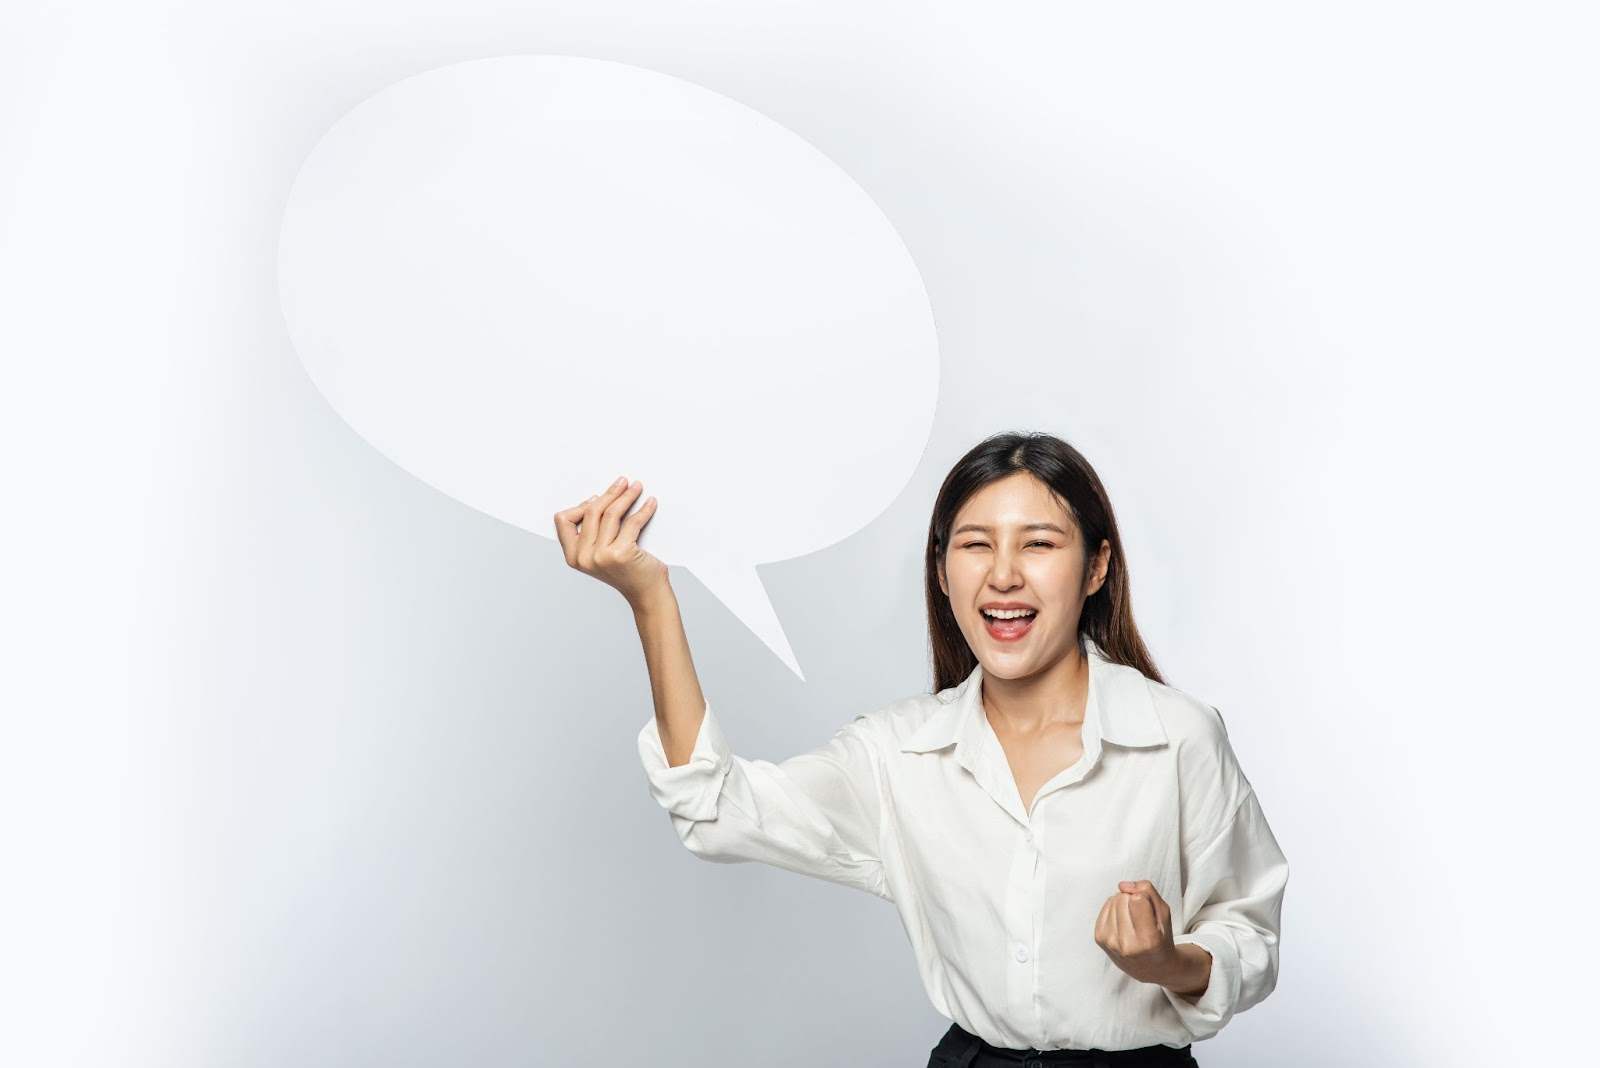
554, 431, 1289, 1066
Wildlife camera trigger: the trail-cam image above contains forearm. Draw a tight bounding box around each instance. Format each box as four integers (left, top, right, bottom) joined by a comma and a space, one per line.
1163, 943, 1213, 1000
632, 584, 708, 768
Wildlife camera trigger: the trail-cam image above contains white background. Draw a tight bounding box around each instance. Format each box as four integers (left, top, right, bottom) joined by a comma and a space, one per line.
2, 2, 1595, 1065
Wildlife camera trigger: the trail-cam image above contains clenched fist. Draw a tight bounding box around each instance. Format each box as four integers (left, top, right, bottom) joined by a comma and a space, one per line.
1094, 879, 1207, 996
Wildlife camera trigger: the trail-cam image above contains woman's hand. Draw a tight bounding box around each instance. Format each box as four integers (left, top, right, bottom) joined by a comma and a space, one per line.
553, 476, 668, 610
1094, 879, 1203, 993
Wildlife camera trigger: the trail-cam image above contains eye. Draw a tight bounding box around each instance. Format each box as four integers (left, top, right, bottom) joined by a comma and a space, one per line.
1028, 541, 1055, 548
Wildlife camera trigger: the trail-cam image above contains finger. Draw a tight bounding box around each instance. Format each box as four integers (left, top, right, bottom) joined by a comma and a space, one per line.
1128, 879, 1170, 926
1120, 879, 1163, 910
553, 497, 594, 524
1126, 890, 1160, 946
619, 493, 657, 544
598, 479, 644, 548
577, 482, 622, 558
596, 474, 631, 511
584, 476, 629, 528
1093, 894, 1112, 947
1107, 895, 1126, 952
553, 496, 596, 561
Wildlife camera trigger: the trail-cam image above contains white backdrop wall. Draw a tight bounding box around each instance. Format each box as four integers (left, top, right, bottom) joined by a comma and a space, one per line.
2, 2, 1594, 1066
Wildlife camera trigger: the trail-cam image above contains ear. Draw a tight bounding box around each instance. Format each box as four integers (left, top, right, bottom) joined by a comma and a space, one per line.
1087, 539, 1111, 596
936, 553, 948, 598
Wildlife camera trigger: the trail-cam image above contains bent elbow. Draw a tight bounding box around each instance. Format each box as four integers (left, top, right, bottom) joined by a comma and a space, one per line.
1237, 933, 1282, 1015
671, 812, 751, 865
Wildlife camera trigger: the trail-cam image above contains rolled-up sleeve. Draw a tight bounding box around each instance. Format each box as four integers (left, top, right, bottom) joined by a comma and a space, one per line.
1162, 787, 1289, 1039
637, 702, 891, 901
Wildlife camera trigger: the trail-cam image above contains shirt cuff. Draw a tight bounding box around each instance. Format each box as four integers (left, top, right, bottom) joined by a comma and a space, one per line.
1163, 929, 1242, 1039
636, 702, 734, 823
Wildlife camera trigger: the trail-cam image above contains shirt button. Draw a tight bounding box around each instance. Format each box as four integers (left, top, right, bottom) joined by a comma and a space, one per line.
1014, 944, 1029, 962
1023, 829, 1034, 843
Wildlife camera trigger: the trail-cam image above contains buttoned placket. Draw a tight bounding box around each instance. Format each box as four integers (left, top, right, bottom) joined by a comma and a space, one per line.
966, 696, 1108, 1047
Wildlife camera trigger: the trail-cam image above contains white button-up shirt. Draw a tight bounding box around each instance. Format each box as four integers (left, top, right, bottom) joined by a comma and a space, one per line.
637, 638, 1289, 1052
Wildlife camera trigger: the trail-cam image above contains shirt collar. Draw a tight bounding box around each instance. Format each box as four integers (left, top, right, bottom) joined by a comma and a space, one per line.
899, 637, 1169, 754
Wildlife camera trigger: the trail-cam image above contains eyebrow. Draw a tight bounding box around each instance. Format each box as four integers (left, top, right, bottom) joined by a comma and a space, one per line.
951, 523, 1071, 537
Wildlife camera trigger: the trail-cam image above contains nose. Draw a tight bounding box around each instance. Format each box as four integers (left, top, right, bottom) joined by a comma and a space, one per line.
989, 546, 1022, 589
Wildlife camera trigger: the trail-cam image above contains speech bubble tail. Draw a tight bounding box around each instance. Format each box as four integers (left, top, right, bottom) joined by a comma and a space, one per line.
690, 564, 806, 682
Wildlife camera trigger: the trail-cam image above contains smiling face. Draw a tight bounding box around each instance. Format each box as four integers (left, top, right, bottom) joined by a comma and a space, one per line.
937, 472, 1111, 681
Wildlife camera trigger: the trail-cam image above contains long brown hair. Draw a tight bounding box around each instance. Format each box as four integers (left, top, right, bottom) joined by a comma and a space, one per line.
924, 430, 1166, 691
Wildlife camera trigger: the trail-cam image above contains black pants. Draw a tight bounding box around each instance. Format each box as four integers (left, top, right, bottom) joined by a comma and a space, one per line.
927, 1022, 1199, 1068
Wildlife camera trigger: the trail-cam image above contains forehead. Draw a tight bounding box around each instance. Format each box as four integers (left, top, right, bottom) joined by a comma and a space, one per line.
952, 472, 1072, 527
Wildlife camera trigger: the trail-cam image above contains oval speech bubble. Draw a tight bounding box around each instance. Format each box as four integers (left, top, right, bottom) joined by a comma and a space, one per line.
277, 55, 939, 680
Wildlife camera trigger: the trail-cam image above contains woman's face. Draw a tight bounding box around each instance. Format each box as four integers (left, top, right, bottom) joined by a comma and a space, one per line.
938, 472, 1109, 681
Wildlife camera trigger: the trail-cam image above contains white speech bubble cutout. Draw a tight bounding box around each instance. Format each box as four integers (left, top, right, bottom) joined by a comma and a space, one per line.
277, 56, 939, 681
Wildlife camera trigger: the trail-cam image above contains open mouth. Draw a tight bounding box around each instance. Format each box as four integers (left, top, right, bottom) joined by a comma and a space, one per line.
981, 609, 1037, 641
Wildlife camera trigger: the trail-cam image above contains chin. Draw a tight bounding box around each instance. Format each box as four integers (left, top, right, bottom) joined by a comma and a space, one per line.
972, 636, 1071, 676
974, 648, 1032, 675
981, 663, 1025, 681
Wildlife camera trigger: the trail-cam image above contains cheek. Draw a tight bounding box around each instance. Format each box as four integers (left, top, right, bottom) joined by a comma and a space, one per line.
943, 564, 974, 593
1037, 560, 1081, 596
943, 573, 977, 616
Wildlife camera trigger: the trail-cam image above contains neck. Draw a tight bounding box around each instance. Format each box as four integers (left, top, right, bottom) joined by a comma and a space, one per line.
981, 645, 1089, 735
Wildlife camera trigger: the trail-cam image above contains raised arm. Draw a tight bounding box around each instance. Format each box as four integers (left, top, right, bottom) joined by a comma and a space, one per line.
553, 474, 707, 765
554, 476, 889, 900
628, 542, 887, 898
631, 578, 708, 769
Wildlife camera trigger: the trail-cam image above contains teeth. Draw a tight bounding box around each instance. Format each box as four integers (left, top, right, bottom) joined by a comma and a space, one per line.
983, 608, 1036, 620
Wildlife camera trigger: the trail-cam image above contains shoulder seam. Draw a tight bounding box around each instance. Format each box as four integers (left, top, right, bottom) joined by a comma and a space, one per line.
1187, 784, 1257, 861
